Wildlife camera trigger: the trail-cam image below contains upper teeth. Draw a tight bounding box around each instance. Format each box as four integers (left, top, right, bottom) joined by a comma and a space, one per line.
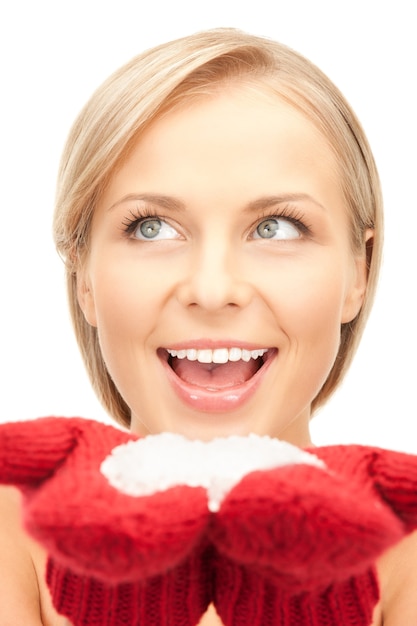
166, 347, 268, 364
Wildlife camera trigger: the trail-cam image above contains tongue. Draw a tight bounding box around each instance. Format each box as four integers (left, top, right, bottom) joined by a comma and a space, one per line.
171, 358, 260, 389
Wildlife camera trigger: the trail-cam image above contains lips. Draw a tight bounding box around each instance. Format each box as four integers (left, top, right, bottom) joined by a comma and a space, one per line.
158, 344, 276, 412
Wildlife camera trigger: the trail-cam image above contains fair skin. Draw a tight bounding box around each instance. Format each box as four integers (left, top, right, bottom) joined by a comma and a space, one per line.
1, 84, 416, 625
78, 85, 367, 445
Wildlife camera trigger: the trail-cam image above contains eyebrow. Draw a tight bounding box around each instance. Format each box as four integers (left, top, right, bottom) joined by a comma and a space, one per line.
245, 194, 327, 212
108, 194, 186, 212
108, 192, 326, 213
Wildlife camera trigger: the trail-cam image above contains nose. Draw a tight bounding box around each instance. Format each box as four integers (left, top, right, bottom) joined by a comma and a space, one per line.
175, 240, 254, 313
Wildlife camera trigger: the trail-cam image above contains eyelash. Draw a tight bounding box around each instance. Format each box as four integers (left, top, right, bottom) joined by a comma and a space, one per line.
121, 205, 312, 238
252, 206, 312, 238
121, 207, 168, 237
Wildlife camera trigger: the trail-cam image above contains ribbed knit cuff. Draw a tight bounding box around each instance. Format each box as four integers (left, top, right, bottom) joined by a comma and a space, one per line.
213, 555, 379, 626
47, 543, 212, 626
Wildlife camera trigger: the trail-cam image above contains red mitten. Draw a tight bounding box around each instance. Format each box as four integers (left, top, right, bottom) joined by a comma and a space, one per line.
213, 556, 379, 626
0, 417, 212, 626
211, 444, 417, 626
3, 418, 417, 626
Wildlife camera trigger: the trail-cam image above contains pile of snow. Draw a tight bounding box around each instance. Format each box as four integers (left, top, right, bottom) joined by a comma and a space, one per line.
100, 433, 325, 512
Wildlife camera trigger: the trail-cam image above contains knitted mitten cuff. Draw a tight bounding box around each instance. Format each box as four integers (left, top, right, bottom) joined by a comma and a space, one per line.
47, 542, 212, 626
213, 556, 379, 626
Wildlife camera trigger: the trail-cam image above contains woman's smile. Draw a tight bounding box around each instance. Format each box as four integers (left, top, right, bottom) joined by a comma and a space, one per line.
77, 84, 368, 442
157, 343, 277, 412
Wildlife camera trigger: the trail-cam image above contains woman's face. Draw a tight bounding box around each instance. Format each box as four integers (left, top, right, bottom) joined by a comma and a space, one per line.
78, 85, 368, 443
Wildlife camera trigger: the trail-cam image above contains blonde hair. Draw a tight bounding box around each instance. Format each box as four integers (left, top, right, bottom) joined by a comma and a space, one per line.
54, 28, 383, 427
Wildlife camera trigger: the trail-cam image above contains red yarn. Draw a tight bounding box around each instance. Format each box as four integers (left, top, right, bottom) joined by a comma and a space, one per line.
2, 416, 417, 626
46, 543, 213, 626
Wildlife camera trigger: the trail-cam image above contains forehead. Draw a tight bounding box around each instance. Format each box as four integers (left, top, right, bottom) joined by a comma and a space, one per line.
102, 84, 344, 212
142, 83, 336, 160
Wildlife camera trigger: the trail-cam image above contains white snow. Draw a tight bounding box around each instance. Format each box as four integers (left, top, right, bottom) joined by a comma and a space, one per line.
100, 433, 326, 512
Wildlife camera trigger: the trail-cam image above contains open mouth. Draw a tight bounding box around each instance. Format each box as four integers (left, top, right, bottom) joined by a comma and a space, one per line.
159, 346, 274, 391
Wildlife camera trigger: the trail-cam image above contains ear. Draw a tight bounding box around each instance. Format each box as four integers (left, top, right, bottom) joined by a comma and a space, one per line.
76, 268, 98, 327
341, 229, 374, 323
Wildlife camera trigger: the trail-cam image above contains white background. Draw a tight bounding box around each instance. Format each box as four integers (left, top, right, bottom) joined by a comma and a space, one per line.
0, 1, 415, 452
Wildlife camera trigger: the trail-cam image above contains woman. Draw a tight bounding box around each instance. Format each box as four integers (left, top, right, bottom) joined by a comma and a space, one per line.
1, 28, 416, 625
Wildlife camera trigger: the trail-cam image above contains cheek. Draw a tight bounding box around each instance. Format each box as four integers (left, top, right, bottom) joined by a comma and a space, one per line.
295, 281, 345, 330
90, 256, 164, 346
266, 267, 348, 407
264, 259, 349, 347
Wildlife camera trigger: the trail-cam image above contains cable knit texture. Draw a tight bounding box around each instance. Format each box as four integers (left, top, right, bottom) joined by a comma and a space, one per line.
1, 416, 417, 626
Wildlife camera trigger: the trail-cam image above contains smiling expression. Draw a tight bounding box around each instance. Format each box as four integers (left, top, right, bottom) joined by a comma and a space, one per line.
77, 84, 368, 443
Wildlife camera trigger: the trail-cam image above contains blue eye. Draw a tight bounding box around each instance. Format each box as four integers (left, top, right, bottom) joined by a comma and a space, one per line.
254, 217, 301, 240
132, 218, 179, 241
